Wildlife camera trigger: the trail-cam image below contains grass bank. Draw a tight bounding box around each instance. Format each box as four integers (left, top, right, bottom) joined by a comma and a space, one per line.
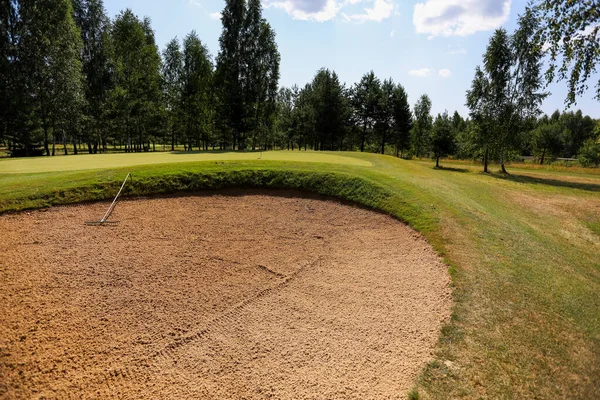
2, 151, 599, 399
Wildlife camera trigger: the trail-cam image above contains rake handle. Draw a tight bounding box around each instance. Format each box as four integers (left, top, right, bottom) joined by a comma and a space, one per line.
101, 173, 131, 223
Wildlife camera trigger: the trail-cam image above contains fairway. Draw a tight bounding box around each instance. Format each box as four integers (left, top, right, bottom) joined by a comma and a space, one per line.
1, 151, 599, 399
0, 150, 371, 173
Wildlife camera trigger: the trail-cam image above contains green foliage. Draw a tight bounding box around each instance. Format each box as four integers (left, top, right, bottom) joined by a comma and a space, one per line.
72, 0, 112, 154
276, 86, 295, 149
373, 78, 394, 155
161, 37, 183, 150
578, 138, 600, 167
430, 111, 456, 167
351, 71, 381, 152
215, 0, 280, 150
109, 9, 163, 152
560, 110, 596, 157
391, 84, 413, 157
310, 68, 351, 150
531, 0, 600, 105
181, 31, 213, 150
412, 94, 432, 158
530, 115, 564, 164
466, 11, 547, 173
7, 0, 84, 156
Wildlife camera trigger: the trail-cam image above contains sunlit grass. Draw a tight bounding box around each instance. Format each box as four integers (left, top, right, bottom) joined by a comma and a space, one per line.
2, 151, 599, 399
0, 150, 371, 173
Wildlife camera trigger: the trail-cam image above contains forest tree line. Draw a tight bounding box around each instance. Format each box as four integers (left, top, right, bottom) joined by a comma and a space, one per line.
1, 0, 599, 167
0, 0, 279, 156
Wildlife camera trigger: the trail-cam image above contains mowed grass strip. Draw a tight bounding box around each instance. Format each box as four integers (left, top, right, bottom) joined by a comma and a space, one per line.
0, 150, 371, 173
2, 151, 599, 399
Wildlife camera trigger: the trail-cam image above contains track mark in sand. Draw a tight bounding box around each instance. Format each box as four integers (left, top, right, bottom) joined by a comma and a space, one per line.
152, 257, 318, 357
97, 257, 321, 393
257, 263, 286, 278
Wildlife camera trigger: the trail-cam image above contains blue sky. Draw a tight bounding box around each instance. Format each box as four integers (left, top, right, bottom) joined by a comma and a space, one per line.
103, 0, 600, 117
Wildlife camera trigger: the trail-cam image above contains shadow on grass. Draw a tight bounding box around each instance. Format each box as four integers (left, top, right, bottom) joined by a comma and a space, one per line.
170, 150, 262, 155
490, 172, 600, 192
433, 166, 469, 173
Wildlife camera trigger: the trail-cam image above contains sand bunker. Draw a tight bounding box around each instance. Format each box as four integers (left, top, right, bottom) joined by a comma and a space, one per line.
0, 191, 451, 399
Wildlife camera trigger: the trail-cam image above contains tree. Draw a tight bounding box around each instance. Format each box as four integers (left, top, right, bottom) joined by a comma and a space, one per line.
19, 0, 84, 156
412, 94, 432, 158
310, 68, 350, 151
181, 31, 213, 150
466, 11, 547, 173
483, 28, 515, 173
391, 84, 412, 157
254, 20, 280, 150
215, 0, 245, 149
109, 10, 162, 152
351, 71, 381, 152
430, 111, 456, 168
531, 115, 563, 164
578, 138, 600, 167
0, 0, 31, 155
277, 86, 295, 149
161, 37, 183, 151
531, 0, 600, 105
466, 66, 493, 172
560, 110, 596, 157
292, 83, 316, 150
72, 0, 112, 154
215, 0, 279, 150
374, 78, 394, 154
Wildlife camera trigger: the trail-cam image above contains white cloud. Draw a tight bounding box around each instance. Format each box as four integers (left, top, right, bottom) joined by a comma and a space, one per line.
189, 0, 203, 8
209, 12, 222, 20
264, 0, 392, 22
264, 0, 341, 22
439, 69, 451, 78
389, 29, 395, 38
409, 68, 434, 77
342, 0, 393, 23
413, 0, 511, 37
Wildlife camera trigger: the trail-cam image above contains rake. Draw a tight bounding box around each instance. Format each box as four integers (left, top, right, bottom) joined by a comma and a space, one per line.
85, 173, 131, 226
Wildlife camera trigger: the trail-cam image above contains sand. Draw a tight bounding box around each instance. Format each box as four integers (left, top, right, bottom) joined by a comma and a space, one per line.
0, 191, 452, 399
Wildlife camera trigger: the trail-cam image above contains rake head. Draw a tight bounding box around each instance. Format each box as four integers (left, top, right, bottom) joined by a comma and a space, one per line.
84, 173, 131, 227
84, 220, 120, 226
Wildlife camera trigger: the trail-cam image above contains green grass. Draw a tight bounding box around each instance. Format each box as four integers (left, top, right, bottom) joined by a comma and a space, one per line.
0, 150, 371, 173
2, 151, 599, 399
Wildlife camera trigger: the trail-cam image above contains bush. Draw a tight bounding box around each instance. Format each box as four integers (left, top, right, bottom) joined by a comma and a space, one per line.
577, 139, 600, 167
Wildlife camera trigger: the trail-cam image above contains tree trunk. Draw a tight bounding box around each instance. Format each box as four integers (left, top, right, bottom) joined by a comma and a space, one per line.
51, 133, 56, 156
360, 123, 366, 152
436, 156, 440, 168
43, 124, 50, 156
63, 132, 68, 155
483, 147, 489, 173
540, 149, 546, 165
